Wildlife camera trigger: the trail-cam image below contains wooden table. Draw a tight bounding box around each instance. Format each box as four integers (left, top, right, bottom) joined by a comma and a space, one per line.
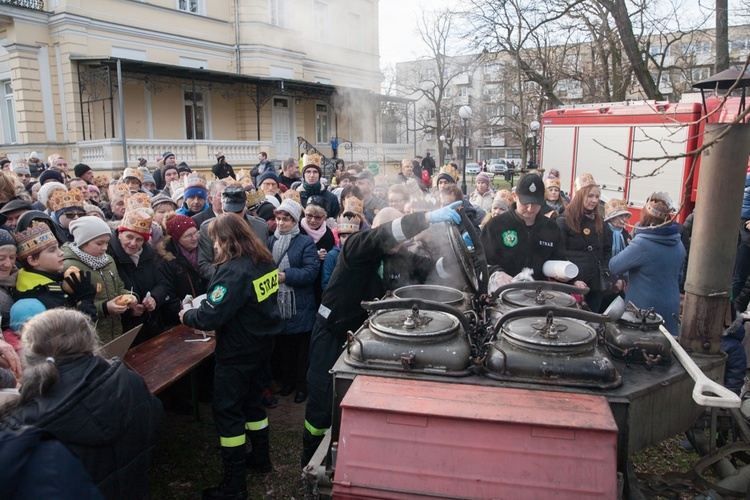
124, 325, 215, 419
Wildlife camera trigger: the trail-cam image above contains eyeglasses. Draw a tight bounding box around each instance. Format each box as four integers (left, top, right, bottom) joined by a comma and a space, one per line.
305, 213, 325, 221
275, 216, 293, 223
64, 211, 85, 219
389, 198, 405, 205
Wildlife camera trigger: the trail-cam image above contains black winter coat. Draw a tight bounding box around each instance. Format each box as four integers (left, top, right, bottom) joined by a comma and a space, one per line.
557, 215, 612, 291
0, 355, 164, 499
300, 225, 336, 304
212, 161, 235, 180
156, 236, 207, 329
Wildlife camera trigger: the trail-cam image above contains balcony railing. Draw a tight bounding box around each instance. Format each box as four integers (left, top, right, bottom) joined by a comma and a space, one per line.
0, 0, 44, 11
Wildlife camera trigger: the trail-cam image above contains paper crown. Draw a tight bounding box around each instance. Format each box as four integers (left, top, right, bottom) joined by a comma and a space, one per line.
494, 189, 513, 205
604, 199, 631, 222
123, 167, 143, 183
574, 173, 597, 192
337, 213, 361, 234
48, 188, 84, 212
119, 208, 154, 237
439, 164, 459, 181
126, 192, 152, 211
644, 192, 673, 220
93, 175, 110, 189
239, 175, 254, 189
184, 173, 207, 191
303, 153, 321, 168
281, 189, 301, 204
109, 182, 131, 199
343, 196, 364, 215
15, 221, 57, 260
246, 188, 266, 208
544, 177, 561, 189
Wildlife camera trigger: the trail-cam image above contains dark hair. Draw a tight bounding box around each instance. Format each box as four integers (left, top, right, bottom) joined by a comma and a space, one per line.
208, 213, 273, 266
640, 210, 672, 228
566, 184, 603, 234
440, 184, 463, 204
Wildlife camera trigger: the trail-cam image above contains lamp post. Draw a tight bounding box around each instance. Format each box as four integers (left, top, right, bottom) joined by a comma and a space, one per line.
439, 135, 446, 166
458, 105, 472, 195
529, 120, 540, 169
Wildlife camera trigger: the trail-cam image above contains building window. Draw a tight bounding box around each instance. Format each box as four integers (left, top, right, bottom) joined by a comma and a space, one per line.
184, 91, 205, 140
270, 0, 286, 27
313, 1, 329, 43
315, 102, 329, 144
177, 0, 203, 14
1, 81, 17, 144
458, 86, 470, 97
443, 87, 452, 98
426, 109, 436, 119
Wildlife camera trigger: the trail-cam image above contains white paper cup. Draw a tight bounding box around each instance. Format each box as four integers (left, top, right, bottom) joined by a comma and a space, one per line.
543, 260, 579, 279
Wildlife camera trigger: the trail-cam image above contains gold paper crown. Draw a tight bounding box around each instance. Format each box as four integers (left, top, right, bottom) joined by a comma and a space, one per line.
574, 173, 597, 192
303, 153, 321, 168
494, 189, 513, 205
109, 182, 131, 199
184, 173, 207, 190
344, 196, 364, 215
126, 192, 152, 211
604, 199, 631, 221
337, 214, 361, 234
239, 176, 254, 189
544, 177, 561, 189
15, 221, 57, 260
119, 208, 154, 236
122, 167, 143, 183
644, 196, 672, 220
282, 189, 301, 204
48, 188, 85, 212
439, 164, 459, 181
93, 175, 110, 189
246, 188, 265, 208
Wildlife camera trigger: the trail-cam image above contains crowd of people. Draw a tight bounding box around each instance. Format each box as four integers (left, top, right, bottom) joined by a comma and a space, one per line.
0, 147, 738, 499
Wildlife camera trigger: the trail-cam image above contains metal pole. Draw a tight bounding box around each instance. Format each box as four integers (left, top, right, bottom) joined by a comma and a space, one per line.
116, 59, 127, 168
461, 118, 468, 194
681, 123, 750, 353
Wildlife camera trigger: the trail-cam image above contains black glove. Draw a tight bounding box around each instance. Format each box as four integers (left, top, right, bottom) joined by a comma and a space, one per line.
64, 270, 96, 302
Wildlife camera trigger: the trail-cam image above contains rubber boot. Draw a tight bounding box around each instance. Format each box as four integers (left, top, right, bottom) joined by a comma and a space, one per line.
245, 427, 272, 473
300, 429, 324, 468
202, 446, 248, 500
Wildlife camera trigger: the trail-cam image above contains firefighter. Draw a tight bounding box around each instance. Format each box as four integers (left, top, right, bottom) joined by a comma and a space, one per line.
180, 213, 283, 499
301, 202, 464, 467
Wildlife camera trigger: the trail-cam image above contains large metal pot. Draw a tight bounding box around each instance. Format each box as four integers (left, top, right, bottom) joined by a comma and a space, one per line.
604, 303, 672, 368
392, 284, 471, 312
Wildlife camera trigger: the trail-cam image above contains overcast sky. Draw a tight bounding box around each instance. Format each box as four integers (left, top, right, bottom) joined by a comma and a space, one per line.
378, 0, 454, 68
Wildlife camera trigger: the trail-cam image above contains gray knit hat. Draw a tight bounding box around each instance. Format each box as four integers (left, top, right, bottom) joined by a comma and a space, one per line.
69, 216, 111, 246
275, 198, 302, 222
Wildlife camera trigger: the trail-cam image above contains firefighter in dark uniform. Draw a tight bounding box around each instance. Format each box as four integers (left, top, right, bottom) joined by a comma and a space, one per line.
180, 213, 283, 500
301, 202, 464, 467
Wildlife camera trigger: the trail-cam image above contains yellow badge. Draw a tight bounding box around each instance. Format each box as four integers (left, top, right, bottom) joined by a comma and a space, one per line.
253, 269, 279, 303
583, 228, 591, 235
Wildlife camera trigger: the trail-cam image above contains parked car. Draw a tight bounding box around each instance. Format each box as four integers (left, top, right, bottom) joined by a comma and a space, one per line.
488, 159, 508, 174
466, 163, 481, 175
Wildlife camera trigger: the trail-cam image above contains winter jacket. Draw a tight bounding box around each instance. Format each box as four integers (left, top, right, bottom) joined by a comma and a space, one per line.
297, 183, 341, 219
62, 244, 130, 344
197, 213, 269, 281
155, 236, 207, 328
469, 189, 494, 213
300, 225, 336, 303
191, 207, 216, 229
211, 161, 235, 180
13, 269, 97, 323
609, 223, 686, 335
268, 233, 320, 334
557, 215, 612, 291
107, 234, 168, 343
722, 314, 747, 395
321, 246, 340, 292
182, 255, 284, 362
0, 270, 17, 330
176, 200, 209, 218
0, 355, 165, 499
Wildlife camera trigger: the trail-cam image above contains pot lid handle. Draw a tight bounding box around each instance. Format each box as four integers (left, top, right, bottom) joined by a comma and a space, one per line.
490, 304, 610, 341
362, 298, 471, 335
489, 280, 590, 302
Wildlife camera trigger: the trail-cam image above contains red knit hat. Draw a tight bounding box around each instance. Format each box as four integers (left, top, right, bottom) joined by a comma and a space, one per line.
164, 214, 197, 241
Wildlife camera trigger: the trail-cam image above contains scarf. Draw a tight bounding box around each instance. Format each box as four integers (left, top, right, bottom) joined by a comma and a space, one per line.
608, 223, 626, 256
584, 210, 596, 220
129, 247, 143, 266
177, 243, 199, 270
302, 181, 322, 194
301, 218, 326, 243
272, 224, 300, 319
69, 243, 112, 270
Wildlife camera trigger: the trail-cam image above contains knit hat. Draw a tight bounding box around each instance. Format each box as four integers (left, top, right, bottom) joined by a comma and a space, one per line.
604, 199, 631, 222
151, 193, 178, 210
38, 182, 66, 209
123, 167, 143, 185
48, 188, 85, 213
74, 163, 92, 178
12, 160, 30, 176
87, 184, 100, 195
162, 151, 175, 162
281, 189, 301, 205
10, 298, 46, 332
476, 172, 491, 185
183, 174, 207, 200
118, 208, 153, 241
436, 172, 456, 186
0, 228, 15, 247
337, 212, 361, 234
574, 173, 597, 192
142, 171, 155, 186
29, 151, 39, 160
221, 185, 248, 213
39, 169, 64, 185
69, 216, 111, 246
126, 192, 152, 211
258, 170, 280, 187
177, 162, 192, 175
544, 177, 561, 190
275, 198, 302, 222
15, 221, 58, 260
546, 168, 561, 179
84, 204, 105, 219
162, 163, 178, 179
171, 187, 185, 204
164, 213, 197, 241
515, 174, 545, 205
493, 189, 513, 211
0, 158, 9, 169
307, 194, 329, 213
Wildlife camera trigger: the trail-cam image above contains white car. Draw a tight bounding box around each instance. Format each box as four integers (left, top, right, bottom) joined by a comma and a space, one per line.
489, 159, 508, 174
466, 162, 481, 175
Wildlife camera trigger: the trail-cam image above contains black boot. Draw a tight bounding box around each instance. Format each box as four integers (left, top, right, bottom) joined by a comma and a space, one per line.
202, 446, 248, 500
245, 427, 272, 473
301, 430, 324, 468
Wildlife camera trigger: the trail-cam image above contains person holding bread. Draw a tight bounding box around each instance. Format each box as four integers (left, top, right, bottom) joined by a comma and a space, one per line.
62, 216, 133, 344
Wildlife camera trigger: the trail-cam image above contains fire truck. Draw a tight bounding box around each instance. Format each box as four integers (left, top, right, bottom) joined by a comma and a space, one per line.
538, 97, 744, 222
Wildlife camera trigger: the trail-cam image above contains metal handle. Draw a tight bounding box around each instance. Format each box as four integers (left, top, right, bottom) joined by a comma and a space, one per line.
361, 298, 471, 334
490, 280, 590, 301
491, 305, 610, 339
659, 325, 741, 409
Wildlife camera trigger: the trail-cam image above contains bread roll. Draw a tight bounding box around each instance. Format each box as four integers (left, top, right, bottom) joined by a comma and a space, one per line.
62, 266, 81, 295
115, 294, 137, 307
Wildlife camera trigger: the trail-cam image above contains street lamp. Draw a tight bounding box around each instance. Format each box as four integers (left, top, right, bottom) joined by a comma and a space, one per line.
458, 105, 472, 194
529, 120, 540, 169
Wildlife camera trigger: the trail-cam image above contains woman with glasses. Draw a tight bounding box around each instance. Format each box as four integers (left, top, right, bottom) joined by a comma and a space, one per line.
156, 213, 207, 328
268, 199, 319, 403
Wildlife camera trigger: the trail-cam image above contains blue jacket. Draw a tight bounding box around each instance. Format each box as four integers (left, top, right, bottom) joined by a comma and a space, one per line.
268, 233, 320, 334
742, 173, 750, 220
609, 224, 686, 335
322, 246, 341, 292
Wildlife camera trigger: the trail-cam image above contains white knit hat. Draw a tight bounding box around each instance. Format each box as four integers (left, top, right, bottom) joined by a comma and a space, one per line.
69, 216, 111, 246
276, 198, 302, 222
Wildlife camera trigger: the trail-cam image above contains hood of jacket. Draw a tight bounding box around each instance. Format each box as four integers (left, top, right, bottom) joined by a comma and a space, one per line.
634, 224, 682, 246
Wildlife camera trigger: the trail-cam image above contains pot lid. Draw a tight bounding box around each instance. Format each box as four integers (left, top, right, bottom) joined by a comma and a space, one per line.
393, 285, 465, 306
618, 304, 664, 330
501, 286, 577, 308
503, 311, 596, 347
370, 306, 459, 339
446, 223, 480, 294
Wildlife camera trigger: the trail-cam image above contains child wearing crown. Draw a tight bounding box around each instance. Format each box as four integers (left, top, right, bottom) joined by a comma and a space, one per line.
11, 222, 97, 326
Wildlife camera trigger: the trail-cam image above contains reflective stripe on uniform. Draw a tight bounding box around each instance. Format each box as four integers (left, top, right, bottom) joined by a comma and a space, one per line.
305, 419, 328, 436
244, 418, 269, 431
219, 434, 246, 447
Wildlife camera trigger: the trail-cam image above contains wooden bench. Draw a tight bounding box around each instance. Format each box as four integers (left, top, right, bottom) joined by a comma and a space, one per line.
124, 325, 215, 420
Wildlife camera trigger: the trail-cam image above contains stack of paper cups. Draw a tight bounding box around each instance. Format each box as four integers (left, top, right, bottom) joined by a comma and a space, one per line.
542, 260, 579, 280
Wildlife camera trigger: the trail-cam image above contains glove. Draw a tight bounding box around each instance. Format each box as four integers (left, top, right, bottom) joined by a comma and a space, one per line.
461, 231, 474, 249
428, 201, 462, 225
64, 270, 96, 302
